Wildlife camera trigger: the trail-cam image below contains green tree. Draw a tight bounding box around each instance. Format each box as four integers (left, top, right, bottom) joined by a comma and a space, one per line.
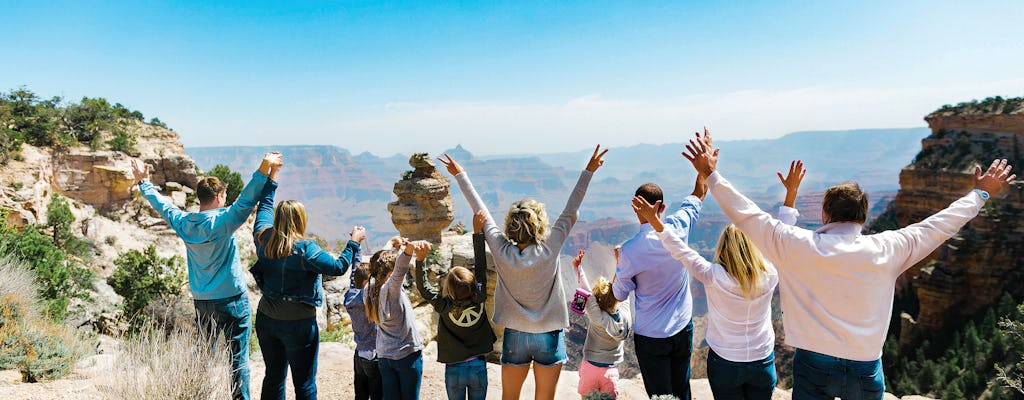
106, 129, 137, 155
45, 194, 74, 250
0, 224, 70, 321
60, 96, 115, 143
107, 245, 185, 328
206, 164, 243, 206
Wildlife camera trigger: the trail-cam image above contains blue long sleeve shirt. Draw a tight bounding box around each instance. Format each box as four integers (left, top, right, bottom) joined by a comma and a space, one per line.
612, 195, 702, 338
139, 170, 269, 300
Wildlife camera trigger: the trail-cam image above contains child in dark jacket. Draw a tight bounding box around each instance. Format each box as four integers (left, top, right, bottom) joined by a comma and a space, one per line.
415, 211, 496, 400
344, 260, 382, 400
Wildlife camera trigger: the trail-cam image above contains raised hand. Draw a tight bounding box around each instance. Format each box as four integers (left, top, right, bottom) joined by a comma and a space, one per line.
350, 226, 366, 243
572, 249, 585, 272
437, 154, 465, 176
585, 145, 609, 173
472, 210, 487, 234
974, 159, 1016, 196
613, 245, 621, 265
697, 127, 713, 151
131, 159, 152, 182
632, 196, 665, 232
259, 151, 283, 176
411, 240, 433, 261
682, 136, 719, 179
777, 160, 806, 208
387, 235, 408, 250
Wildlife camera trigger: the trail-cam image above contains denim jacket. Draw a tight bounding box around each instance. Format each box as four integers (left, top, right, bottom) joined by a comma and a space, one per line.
250, 179, 359, 307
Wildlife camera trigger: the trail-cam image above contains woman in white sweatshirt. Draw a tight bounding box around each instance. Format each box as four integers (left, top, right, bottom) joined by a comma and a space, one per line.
632, 160, 805, 400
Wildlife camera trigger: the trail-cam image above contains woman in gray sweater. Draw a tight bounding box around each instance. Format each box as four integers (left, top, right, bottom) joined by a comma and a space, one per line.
438, 145, 608, 400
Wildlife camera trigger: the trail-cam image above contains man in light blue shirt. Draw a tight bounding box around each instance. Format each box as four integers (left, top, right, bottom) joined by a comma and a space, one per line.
132, 152, 281, 400
613, 178, 706, 400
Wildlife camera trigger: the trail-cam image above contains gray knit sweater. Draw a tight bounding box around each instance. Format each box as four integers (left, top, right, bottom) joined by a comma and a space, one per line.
583, 298, 631, 365
374, 252, 423, 360
453, 170, 593, 333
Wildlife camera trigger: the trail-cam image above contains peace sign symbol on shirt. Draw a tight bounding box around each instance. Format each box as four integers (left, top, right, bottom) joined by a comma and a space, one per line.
450, 305, 483, 327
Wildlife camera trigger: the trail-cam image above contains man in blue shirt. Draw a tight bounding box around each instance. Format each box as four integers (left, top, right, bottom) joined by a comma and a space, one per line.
613, 176, 706, 400
132, 152, 281, 400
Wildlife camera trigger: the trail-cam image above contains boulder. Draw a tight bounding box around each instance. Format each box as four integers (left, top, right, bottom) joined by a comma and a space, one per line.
387, 153, 454, 243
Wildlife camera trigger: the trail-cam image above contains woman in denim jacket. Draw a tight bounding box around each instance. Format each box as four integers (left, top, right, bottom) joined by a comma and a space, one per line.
250, 164, 365, 400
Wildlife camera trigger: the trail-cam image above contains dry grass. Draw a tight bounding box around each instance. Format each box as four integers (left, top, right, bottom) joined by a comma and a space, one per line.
0, 248, 39, 318
108, 325, 230, 400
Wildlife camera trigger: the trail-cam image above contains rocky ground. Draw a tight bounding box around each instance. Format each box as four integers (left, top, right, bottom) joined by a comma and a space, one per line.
0, 341, 935, 400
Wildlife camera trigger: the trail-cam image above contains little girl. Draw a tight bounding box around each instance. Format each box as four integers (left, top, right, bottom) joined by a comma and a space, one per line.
345, 261, 382, 400
632, 160, 805, 399
415, 211, 496, 400
439, 145, 607, 400
364, 238, 432, 400
572, 250, 631, 399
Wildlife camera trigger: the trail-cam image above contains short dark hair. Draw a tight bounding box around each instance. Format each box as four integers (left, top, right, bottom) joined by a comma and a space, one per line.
635, 183, 664, 206
353, 263, 371, 288
822, 181, 868, 224
196, 177, 227, 204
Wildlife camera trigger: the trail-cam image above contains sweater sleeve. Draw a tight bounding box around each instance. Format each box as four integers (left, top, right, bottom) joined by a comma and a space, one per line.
301, 240, 360, 276
546, 170, 594, 250
707, 171, 809, 266
139, 181, 188, 234
453, 172, 511, 259
882, 191, 985, 274
472, 233, 489, 304
655, 228, 715, 284
585, 297, 631, 341
218, 171, 269, 234
414, 259, 445, 311
382, 252, 413, 319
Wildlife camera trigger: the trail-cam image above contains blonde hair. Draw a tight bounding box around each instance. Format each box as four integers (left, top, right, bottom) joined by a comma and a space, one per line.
592, 277, 618, 314
504, 198, 549, 246
442, 266, 478, 315
713, 224, 769, 299
259, 200, 308, 259
364, 250, 398, 325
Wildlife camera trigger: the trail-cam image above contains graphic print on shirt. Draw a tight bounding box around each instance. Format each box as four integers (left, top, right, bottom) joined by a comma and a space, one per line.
449, 305, 483, 327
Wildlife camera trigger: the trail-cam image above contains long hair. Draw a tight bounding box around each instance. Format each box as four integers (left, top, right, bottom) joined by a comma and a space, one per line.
364, 250, 398, 325
591, 277, 618, 314
504, 198, 549, 246
442, 266, 478, 315
713, 224, 769, 299
259, 200, 308, 259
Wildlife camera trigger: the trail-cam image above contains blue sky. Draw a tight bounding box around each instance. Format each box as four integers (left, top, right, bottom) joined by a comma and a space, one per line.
2, 1, 1022, 155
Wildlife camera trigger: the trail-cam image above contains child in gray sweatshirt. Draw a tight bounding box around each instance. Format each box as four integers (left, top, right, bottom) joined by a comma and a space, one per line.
573, 250, 631, 399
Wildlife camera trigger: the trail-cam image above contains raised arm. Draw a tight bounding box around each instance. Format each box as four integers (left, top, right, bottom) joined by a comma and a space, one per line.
439, 154, 507, 250
887, 159, 1015, 273
133, 159, 189, 232
471, 211, 489, 304
572, 250, 592, 291
220, 152, 280, 232
301, 227, 364, 276
776, 160, 806, 226
253, 177, 278, 239
585, 297, 631, 341
547, 145, 606, 247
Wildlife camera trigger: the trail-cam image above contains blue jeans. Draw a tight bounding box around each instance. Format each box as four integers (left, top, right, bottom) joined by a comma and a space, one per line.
195, 294, 251, 400
445, 357, 487, 400
706, 349, 777, 399
792, 349, 884, 400
379, 351, 423, 400
500, 328, 567, 366
634, 321, 693, 399
255, 314, 319, 400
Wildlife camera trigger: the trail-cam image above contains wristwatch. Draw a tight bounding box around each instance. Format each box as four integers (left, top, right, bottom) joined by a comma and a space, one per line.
972, 188, 990, 200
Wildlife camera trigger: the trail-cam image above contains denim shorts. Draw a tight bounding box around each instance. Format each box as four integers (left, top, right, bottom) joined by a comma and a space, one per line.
500, 328, 567, 366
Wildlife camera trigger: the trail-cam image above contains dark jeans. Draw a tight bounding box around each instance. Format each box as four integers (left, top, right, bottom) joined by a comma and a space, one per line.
255, 313, 319, 400
444, 357, 487, 400
195, 293, 251, 400
634, 321, 693, 399
707, 349, 777, 399
792, 349, 884, 400
354, 355, 383, 400
378, 351, 423, 400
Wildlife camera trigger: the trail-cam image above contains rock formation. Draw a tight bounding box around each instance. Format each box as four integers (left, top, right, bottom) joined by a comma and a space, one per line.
896, 98, 1024, 346
387, 153, 454, 243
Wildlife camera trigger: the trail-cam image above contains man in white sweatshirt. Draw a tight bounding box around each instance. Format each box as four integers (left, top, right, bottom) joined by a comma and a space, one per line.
682, 130, 1016, 400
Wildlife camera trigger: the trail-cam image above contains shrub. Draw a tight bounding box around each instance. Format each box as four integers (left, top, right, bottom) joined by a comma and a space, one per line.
206, 164, 243, 206
0, 255, 85, 382
583, 390, 615, 400
109, 325, 229, 399
108, 245, 186, 331
320, 322, 352, 343
60, 97, 116, 143
148, 117, 169, 129
106, 128, 138, 155
0, 223, 71, 320
45, 193, 74, 250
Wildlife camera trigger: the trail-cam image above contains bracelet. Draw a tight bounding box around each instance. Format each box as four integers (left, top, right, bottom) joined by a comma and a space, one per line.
972, 188, 990, 200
